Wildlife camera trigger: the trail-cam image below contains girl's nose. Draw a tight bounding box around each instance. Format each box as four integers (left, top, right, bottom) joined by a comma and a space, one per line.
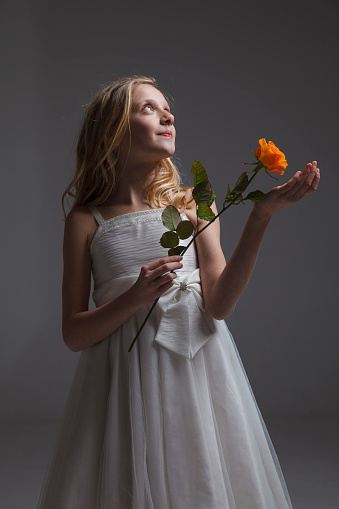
162, 110, 174, 125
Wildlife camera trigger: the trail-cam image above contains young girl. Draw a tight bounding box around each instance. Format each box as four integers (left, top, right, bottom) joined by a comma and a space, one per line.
38, 76, 320, 509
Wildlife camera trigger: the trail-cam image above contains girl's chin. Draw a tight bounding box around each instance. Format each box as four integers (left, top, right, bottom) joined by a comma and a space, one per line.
162, 146, 176, 158
152, 149, 176, 161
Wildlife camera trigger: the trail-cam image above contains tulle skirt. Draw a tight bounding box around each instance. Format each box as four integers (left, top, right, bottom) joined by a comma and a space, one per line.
38, 306, 292, 509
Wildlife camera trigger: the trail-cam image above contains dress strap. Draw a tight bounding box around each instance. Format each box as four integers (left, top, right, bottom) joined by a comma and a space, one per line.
88, 206, 105, 225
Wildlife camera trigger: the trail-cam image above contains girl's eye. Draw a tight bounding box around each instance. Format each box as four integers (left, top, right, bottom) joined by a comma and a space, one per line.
143, 104, 153, 112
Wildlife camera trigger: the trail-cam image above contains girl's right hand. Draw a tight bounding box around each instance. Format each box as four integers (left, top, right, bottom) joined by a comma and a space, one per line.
252, 161, 320, 220
132, 256, 183, 304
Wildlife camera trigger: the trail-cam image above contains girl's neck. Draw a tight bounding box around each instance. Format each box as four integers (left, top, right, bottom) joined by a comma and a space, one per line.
108, 161, 156, 207
97, 181, 155, 221
105, 187, 148, 208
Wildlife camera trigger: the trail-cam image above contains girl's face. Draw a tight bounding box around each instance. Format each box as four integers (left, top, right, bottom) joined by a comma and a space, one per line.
121, 84, 176, 166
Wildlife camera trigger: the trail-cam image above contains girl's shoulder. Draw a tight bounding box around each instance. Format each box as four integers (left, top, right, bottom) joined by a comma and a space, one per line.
64, 205, 98, 250
65, 205, 96, 228
182, 187, 196, 226
184, 187, 194, 202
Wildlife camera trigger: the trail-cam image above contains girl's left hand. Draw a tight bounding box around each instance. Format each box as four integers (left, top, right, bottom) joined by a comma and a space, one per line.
253, 161, 320, 219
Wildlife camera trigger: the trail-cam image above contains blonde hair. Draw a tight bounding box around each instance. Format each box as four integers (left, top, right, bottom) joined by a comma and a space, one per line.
62, 76, 190, 217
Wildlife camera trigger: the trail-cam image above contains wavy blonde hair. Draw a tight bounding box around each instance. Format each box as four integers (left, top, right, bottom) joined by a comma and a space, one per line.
62, 76, 190, 217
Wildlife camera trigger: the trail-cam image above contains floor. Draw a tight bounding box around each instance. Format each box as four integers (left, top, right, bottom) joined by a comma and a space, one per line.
0, 415, 338, 508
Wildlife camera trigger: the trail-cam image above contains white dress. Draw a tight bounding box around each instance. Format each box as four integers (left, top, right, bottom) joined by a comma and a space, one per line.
38, 208, 293, 509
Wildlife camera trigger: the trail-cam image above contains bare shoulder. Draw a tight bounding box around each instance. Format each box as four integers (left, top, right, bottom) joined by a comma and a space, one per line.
184, 187, 194, 205
182, 187, 196, 223
66, 205, 95, 224
182, 187, 220, 226
64, 205, 98, 250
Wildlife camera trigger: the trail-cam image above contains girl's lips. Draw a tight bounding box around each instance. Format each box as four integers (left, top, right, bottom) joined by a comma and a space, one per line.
159, 130, 173, 138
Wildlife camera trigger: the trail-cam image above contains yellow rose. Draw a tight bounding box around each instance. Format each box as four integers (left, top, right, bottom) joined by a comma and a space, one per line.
255, 138, 287, 175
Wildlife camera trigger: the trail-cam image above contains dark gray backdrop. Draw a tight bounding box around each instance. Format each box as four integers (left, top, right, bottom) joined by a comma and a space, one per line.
1, 0, 338, 427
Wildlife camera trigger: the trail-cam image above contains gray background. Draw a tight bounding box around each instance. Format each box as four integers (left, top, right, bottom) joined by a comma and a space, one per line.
1, 0, 338, 507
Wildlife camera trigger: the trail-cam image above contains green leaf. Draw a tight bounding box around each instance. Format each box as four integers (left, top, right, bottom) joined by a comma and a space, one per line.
168, 245, 186, 256
176, 220, 194, 239
193, 181, 215, 206
233, 172, 249, 194
191, 160, 209, 186
161, 205, 181, 231
160, 231, 179, 248
245, 190, 266, 202
223, 185, 233, 205
197, 203, 215, 221
224, 192, 243, 206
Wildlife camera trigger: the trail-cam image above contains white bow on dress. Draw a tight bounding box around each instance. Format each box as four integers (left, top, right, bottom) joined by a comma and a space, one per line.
155, 269, 216, 359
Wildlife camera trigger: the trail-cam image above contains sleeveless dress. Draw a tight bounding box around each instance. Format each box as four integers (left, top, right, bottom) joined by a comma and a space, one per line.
38, 208, 293, 509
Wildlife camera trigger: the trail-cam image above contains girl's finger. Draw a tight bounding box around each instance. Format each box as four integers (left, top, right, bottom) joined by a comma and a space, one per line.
154, 261, 183, 278
304, 169, 320, 194
280, 171, 302, 194
291, 169, 318, 200
286, 165, 312, 196
145, 256, 183, 271
149, 261, 183, 281
312, 170, 320, 190
155, 271, 178, 286
155, 279, 176, 296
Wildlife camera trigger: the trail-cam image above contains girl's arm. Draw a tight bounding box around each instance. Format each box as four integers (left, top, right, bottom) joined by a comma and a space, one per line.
62, 207, 183, 352
187, 162, 320, 320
